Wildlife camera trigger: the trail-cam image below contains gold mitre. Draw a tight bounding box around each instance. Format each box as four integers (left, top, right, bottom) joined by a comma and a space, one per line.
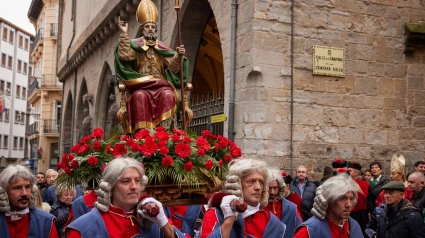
391, 154, 405, 174
136, 0, 159, 25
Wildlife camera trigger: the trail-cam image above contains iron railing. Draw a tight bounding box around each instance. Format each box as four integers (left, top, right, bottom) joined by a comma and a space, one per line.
43, 119, 59, 133
178, 93, 225, 136
27, 122, 40, 137
28, 77, 40, 97
30, 28, 44, 54
41, 74, 61, 88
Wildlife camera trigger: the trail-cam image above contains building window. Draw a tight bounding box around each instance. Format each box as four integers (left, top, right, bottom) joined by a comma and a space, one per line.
22, 87, 26, 99
16, 85, 20, 98
18, 35, 23, 48
2, 28, 6, 41
3, 135, 8, 149
0, 110, 3, 121
17, 60, 22, 73
6, 82, 11, 95
14, 111, 20, 124
24, 38, 28, 50
1, 54, 5, 67
29, 66, 33, 76
9, 31, 13, 44
13, 136, 18, 150
20, 112, 25, 125
19, 137, 24, 150
23, 62, 27, 75
0, 80, 4, 93
4, 109, 9, 122
7, 56, 12, 69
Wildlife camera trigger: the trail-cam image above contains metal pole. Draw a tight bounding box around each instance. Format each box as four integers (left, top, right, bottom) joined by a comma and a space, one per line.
175, 0, 186, 131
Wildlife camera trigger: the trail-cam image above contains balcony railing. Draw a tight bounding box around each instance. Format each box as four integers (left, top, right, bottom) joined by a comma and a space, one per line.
43, 119, 59, 133
28, 77, 40, 97
50, 23, 58, 36
41, 74, 62, 88
30, 28, 44, 54
27, 122, 40, 137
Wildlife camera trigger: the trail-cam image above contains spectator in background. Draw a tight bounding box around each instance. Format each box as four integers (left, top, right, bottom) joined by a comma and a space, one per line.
347, 161, 371, 237
41, 169, 58, 202
290, 165, 317, 221
373, 182, 425, 238
44, 169, 84, 205
364, 169, 372, 181
320, 166, 334, 184
408, 172, 425, 213
282, 172, 303, 214
50, 185, 75, 237
414, 161, 425, 174
36, 172, 47, 190
368, 161, 389, 204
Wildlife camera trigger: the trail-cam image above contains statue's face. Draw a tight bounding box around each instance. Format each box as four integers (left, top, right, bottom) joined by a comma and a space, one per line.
143, 23, 156, 34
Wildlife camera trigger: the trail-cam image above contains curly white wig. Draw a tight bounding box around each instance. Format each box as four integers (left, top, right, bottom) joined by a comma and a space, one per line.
311, 174, 360, 219
224, 158, 269, 207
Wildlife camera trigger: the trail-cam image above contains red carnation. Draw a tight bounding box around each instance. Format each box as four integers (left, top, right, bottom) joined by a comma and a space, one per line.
122, 135, 128, 141
71, 144, 80, 153
218, 136, 229, 149
154, 131, 170, 140
93, 128, 103, 140
224, 155, 232, 163
160, 146, 169, 156
140, 141, 158, 156
214, 143, 219, 152
64, 167, 72, 176
175, 143, 191, 158
171, 134, 180, 142
115, 134, 121, 139
205, 160, 213, 170
61, 153, 69, 163
70, 160, 79, 169
230, 147, 242, 158
162, 156, 173, 167
218, 160, 223, 167
105, 145, 111, 154
184, 161, 194, 172
197, 148, 205, 157
131, 143, 140, 152
87, 156, 98, 166
112, 144, 128, 158
201, 130, 211, 136
157, 140, 166, 147
126, 138, 135, 147
68, 154, 75, 160
135, 129, 150, 139
57, 162, 64, 170
183, 137, 191, 143
77, 144, 90, 155
92, 141, 101, 151
156, 126, 165, 132
172, 128, 186, 136
144, 136, 154, 144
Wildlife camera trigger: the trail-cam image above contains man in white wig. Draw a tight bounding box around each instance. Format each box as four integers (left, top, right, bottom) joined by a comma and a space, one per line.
65, 157, 185, 237
0, 164, 58, 237
264, 168, 302, 238
200, 158, 286, 238
294, 174, 363, 238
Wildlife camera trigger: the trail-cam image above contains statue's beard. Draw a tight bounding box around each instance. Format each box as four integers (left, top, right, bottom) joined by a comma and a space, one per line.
142, 31, 157, 42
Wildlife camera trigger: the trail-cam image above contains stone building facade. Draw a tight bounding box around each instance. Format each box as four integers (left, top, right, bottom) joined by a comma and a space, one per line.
57, 0, 425, 178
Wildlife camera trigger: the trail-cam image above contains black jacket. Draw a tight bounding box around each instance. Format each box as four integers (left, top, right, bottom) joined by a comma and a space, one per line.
412, 187, 425, 216
368, 175, 390, 203
376, 199, 425, 238
289, 178, 317, 221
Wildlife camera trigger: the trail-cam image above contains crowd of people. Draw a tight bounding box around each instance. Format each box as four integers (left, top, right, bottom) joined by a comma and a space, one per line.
1, 155, 425, 237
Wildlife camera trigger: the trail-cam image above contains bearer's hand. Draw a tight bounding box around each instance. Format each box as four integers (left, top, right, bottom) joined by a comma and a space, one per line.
118, 16, 128, 34
176, 45, 185, 55
220, 195, 239, 219
137, 197, 168, 228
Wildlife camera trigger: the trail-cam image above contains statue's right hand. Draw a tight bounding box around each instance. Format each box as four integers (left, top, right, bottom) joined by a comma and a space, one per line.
117, 16, 128, 34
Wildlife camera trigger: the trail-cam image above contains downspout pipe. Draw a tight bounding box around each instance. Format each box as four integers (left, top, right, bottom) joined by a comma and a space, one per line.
158, 0, 163, 39
57, 0, 63, 156
68, 0, 77, 145
289, 0, 295, 176
228, 0, 238, 141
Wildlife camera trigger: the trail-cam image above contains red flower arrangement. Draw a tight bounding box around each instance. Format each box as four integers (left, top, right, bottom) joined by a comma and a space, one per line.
57, 127, 242, 187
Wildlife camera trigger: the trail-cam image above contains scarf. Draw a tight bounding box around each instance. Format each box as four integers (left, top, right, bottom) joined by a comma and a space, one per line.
6, 208, 29, 221
242, 204, 260, 218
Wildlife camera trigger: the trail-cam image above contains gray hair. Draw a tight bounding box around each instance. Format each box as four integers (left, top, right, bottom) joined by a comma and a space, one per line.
311, 174, 360, 219
226, 159, 270, 207
45, 169, 58, 176
102, 157, 145, 189
268, 168, 286, 199
0, 165, 38, 210
55, 184, 76, 198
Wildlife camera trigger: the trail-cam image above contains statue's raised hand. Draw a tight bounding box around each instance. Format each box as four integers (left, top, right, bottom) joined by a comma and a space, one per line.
176, 45, 185, 55
118, 16, 128, 34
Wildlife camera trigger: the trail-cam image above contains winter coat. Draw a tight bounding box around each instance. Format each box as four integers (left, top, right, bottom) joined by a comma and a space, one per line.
50, 200, 70, 237
412, 187, 425, 215
290, 178, 317, 221
376, 199, 425, 238
368, 175, 389, 204
365, 202, 385, 238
